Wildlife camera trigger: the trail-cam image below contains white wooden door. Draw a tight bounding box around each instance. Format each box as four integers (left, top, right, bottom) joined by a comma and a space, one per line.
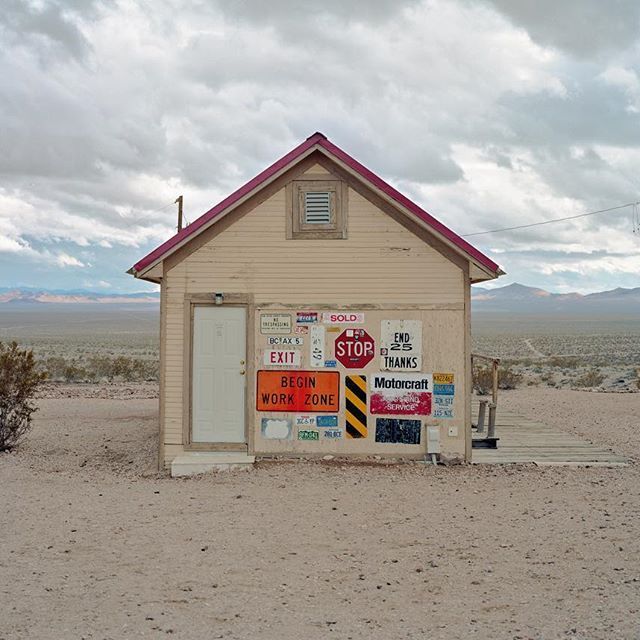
192, 306, 246, 443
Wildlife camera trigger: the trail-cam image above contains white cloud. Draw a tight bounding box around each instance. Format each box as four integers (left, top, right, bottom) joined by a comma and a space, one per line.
537, 254, 640, 276
55, 252, 85, 268
0, 236, 28, 253
0, 0, 639, 293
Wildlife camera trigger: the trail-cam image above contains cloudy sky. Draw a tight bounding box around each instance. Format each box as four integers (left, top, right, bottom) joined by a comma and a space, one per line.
1, 0, 639, 294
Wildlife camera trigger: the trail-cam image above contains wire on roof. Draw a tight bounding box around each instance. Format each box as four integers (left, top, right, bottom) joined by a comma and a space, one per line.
148, 200, 178, 214
462, 201, 640, 237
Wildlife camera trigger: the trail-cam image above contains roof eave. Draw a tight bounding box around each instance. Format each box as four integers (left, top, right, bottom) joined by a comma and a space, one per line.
130, 139, 324, 279
311, 143, 502, 278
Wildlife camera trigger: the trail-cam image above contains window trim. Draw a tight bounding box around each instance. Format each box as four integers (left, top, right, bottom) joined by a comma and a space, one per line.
287, 177, 348, 240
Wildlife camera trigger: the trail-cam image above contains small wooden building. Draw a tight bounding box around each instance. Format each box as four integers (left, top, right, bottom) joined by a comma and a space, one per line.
130, 133, 503, 475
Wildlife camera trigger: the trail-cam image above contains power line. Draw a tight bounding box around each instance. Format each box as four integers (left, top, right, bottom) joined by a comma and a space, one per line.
148, 200, 177, 214
461, 201, 640, 237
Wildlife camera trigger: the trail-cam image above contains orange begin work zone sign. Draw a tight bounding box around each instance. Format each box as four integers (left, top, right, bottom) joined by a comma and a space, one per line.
256, 370, 340, 412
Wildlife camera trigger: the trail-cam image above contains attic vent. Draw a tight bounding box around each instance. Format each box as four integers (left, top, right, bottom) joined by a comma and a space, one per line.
304, 192, 331, 224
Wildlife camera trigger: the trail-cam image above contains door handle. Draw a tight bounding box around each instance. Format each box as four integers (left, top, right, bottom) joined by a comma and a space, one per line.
240, 370, 246, 375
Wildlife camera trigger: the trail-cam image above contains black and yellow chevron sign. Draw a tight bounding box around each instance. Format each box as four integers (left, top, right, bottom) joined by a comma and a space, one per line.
345, 374, 367, 439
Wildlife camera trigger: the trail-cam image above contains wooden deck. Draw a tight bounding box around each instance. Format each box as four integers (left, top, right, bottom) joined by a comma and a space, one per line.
471, 404, 629, 466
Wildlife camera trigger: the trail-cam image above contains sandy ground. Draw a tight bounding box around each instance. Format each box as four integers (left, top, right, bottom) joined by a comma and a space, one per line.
1, 386, 639, 640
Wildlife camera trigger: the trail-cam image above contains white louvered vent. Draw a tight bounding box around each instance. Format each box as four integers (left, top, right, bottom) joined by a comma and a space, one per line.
304, 192, 331, 224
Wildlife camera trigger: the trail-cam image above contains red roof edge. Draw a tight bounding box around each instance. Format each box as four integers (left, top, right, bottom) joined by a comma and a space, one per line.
315, 137, 499, 273
132, 133, 325, 274
131, 132, 499, 275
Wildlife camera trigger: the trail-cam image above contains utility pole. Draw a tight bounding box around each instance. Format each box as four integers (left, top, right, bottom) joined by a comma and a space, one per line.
175, 195, 184, 231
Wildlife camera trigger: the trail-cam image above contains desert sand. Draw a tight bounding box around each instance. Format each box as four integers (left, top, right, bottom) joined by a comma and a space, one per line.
1, 385, 639, 640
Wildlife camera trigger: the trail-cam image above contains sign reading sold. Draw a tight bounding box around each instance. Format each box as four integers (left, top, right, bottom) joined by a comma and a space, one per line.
335, 328, 375, 368
322, 312, 365, 324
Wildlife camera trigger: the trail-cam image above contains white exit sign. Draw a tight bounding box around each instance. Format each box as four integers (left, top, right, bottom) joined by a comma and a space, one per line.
263, 350, 301, 367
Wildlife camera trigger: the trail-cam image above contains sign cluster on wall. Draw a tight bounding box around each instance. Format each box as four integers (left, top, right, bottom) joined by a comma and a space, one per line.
256, 310, 456, 443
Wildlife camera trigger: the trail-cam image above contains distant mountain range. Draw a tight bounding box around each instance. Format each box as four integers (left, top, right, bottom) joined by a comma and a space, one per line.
1, 284, 638, 315
0, 287, 159, 304
472, 283, 640, 315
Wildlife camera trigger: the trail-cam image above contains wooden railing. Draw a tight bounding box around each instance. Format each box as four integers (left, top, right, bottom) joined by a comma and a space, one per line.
471, 353, 501, 441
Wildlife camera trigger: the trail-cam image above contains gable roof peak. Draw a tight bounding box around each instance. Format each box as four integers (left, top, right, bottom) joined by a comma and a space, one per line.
130, 133, 502, 279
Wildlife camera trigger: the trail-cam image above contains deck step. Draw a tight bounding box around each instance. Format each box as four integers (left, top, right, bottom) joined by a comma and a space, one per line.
171, 452, 255, 477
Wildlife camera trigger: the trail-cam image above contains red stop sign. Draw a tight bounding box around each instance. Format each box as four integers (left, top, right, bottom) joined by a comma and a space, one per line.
335, 329, 375, 368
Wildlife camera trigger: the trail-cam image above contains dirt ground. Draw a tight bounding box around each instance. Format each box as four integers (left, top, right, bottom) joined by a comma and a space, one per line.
1, 386, 639, 640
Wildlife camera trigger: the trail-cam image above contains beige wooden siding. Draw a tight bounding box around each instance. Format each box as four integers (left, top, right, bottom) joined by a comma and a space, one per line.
160, 186, 465, 461
302, 163, 327, 174
168, 187, 463, 304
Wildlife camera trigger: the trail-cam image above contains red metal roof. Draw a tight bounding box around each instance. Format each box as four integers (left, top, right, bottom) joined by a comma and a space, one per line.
131, 132, 500, 275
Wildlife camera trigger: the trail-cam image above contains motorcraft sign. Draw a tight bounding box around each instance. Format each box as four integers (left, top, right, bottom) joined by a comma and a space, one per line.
370, 373, 432, 415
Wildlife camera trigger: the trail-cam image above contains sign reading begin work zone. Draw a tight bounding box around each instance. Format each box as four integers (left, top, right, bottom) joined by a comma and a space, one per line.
256, 371, 340, 413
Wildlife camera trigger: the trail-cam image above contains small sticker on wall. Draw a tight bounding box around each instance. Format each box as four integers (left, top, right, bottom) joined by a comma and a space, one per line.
298, 429, 320, 441
295, 326, 309, 335
375, 418, 421, 444
267, 336, 304, 346
316, 415, 338, 427
324, 360, 337, 368
434, 395, 454, 419
295, 415, 316, 427
263, 350, 301, 367
433, 384, 455, 396
260, 314, 291, 334
261, 418, 292, 440
296, 312, 318, 324
433, 373, 454, 384
323, 429, 343, 439
310, 325, 325, 368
